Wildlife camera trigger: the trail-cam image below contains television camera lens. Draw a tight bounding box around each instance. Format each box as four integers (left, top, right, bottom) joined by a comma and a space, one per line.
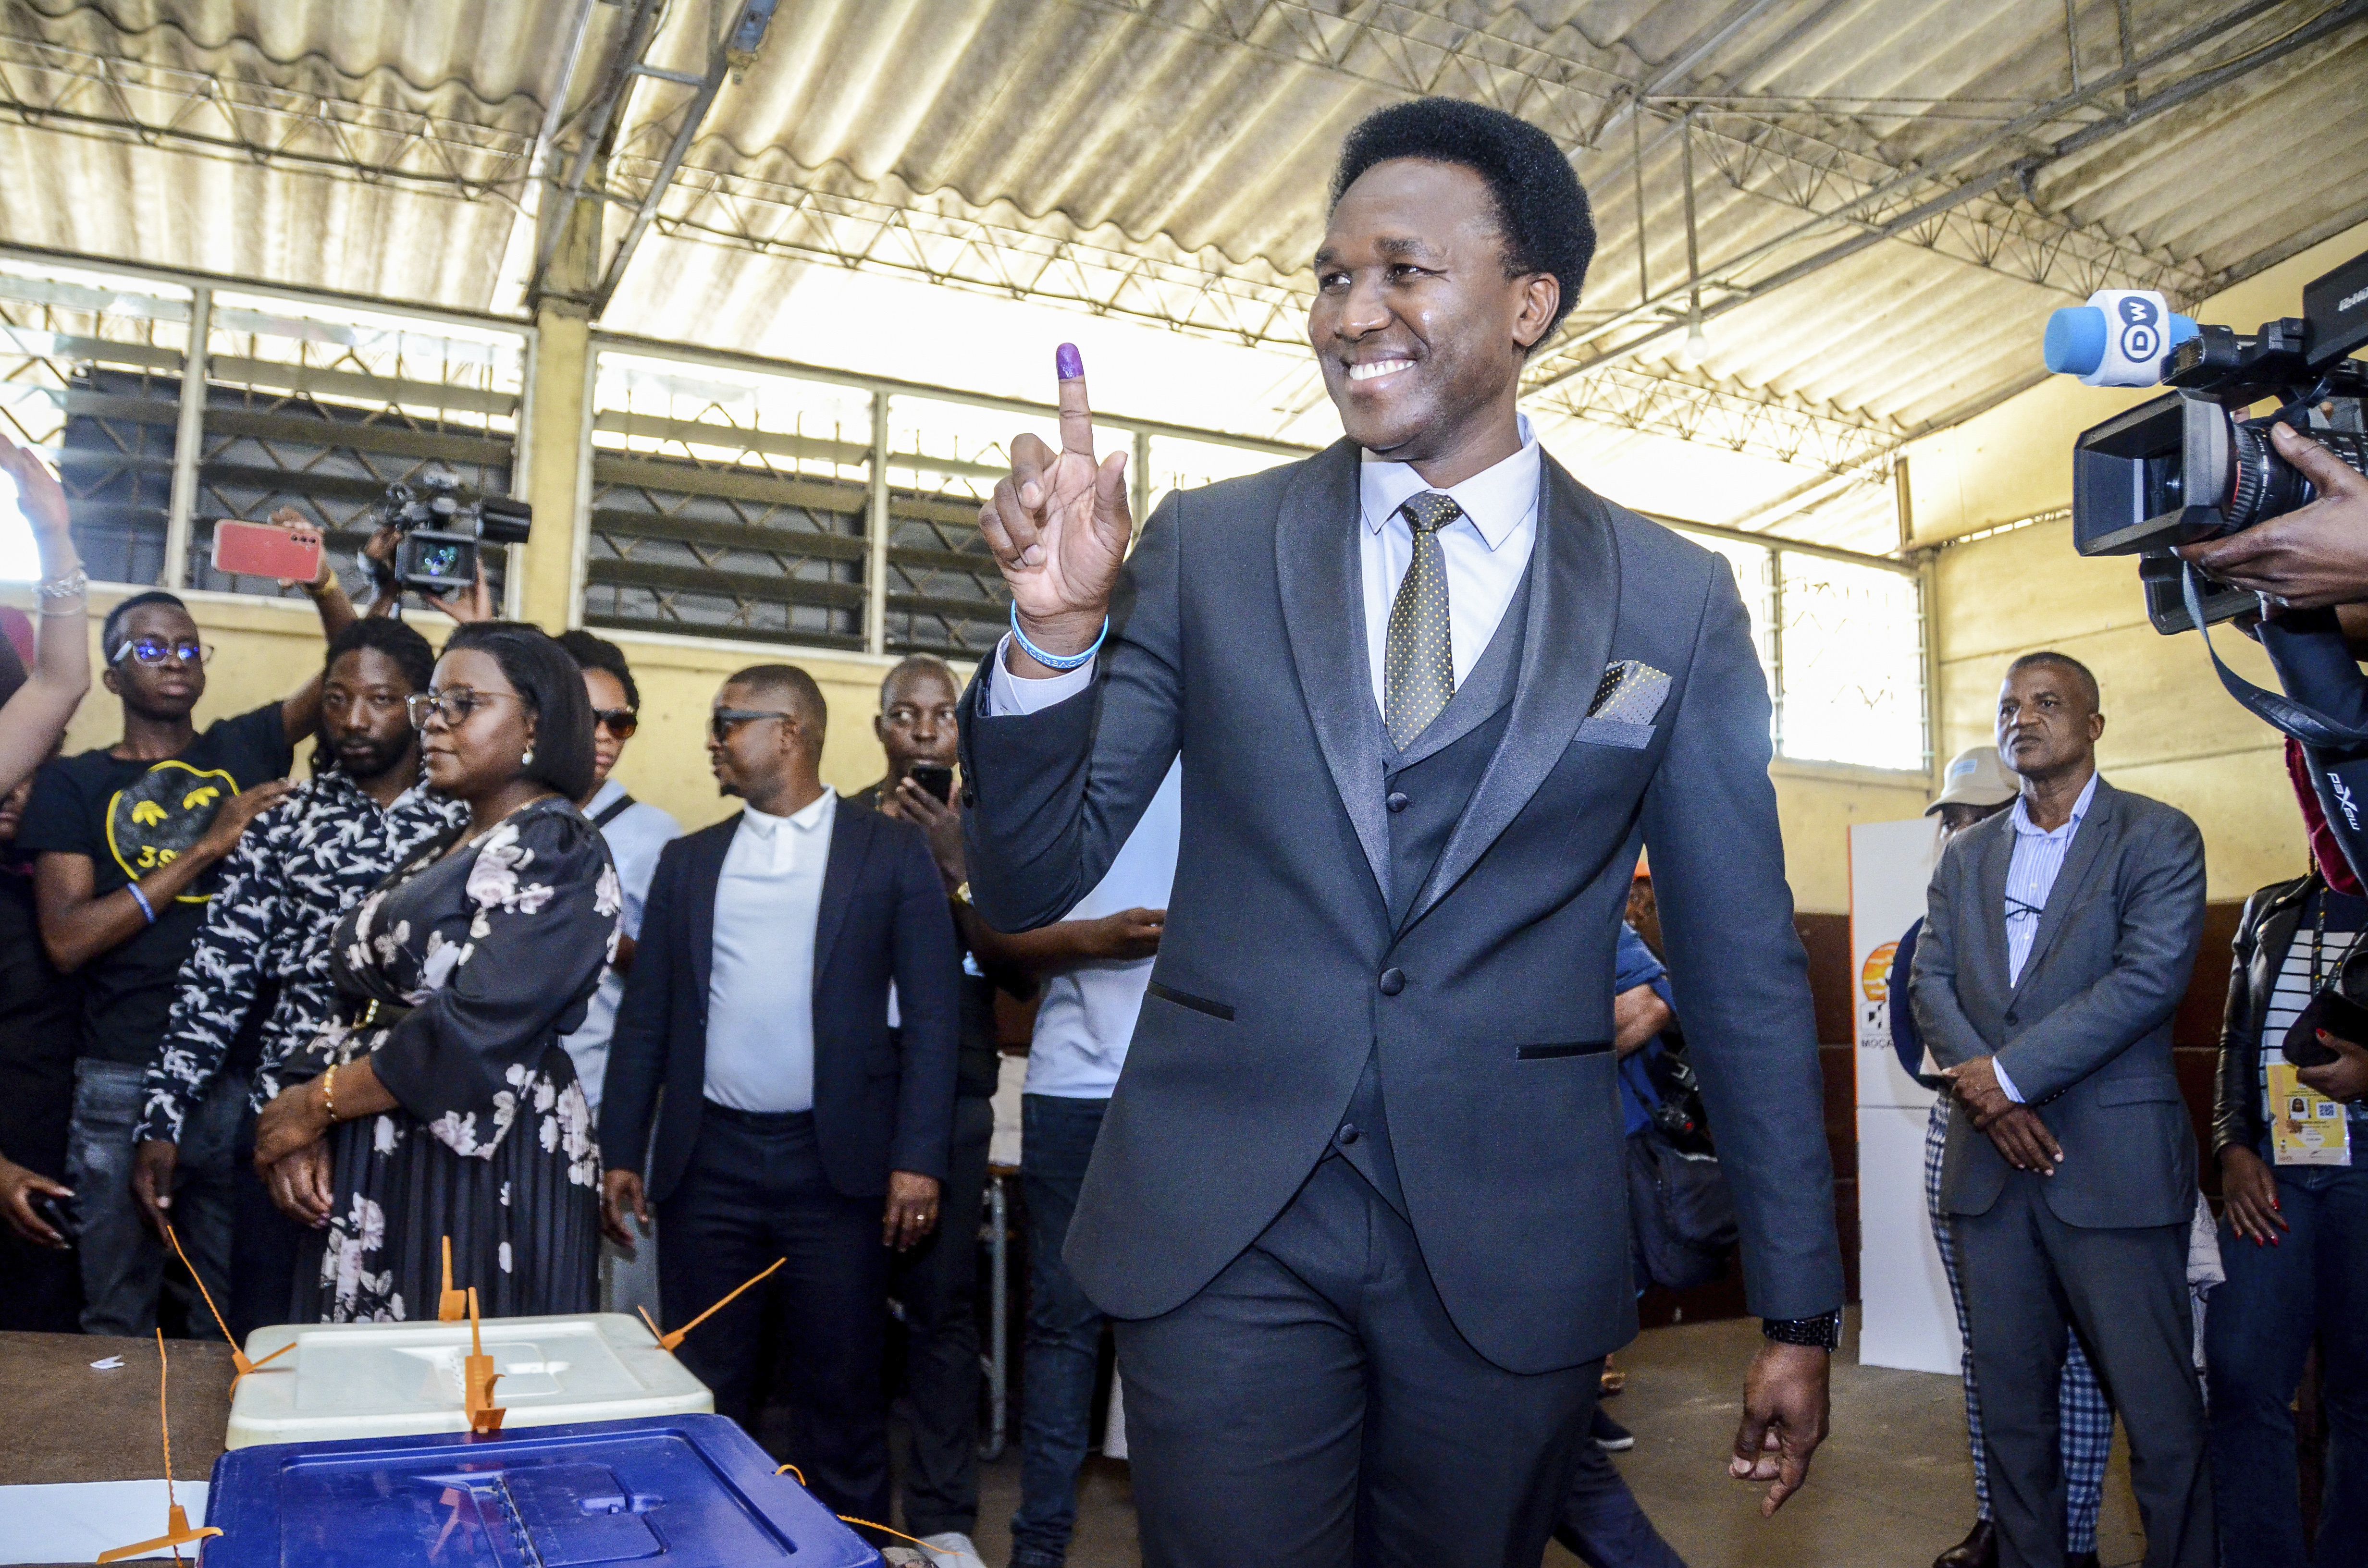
2224, 421, 2368, 531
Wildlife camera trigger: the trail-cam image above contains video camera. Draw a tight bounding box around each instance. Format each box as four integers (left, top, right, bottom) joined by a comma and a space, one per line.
375, 468, 533, 595
2052, 247, 2368, 633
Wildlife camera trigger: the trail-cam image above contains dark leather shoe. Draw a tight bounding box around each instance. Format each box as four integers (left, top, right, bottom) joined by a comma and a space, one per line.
2065, 1555, 2099, 1568
1932, 1519, 1996, 1568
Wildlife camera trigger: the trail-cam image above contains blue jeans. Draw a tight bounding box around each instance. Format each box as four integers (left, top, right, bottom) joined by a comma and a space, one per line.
1010, 1094, 1110, 1568
65, 1058, 242, 1338
2206, 1154, 2368, 1568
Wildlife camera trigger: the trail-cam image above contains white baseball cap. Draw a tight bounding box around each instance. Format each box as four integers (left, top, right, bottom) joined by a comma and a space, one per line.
1927, 745, 2020, 814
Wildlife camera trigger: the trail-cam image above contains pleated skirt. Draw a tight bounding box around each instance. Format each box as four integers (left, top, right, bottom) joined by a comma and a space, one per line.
295, 1046, 601, 1323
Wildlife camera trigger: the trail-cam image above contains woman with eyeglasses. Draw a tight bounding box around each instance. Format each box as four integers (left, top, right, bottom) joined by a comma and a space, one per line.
252, 621, 622, 1321
0, 437, 88, 799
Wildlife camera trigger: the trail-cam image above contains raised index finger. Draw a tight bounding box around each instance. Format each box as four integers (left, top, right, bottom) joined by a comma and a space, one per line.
1055, 343, 1095, 456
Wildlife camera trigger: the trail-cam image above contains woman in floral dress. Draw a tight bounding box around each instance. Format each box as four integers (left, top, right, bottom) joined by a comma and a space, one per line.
253, 622, 619, 1322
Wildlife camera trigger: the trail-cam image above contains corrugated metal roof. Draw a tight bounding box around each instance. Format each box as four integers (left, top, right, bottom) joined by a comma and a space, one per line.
1, 0, 2363, 552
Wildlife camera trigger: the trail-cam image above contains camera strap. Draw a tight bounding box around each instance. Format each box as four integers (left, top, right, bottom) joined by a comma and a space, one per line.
2183, 564, 2368, 747
590, 792, 638, 830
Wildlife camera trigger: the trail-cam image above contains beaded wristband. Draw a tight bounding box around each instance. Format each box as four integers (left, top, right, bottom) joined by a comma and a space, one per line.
1761, 1310, 1842, 1350
1009, 604, 1108, 672
126, 883, 156, 925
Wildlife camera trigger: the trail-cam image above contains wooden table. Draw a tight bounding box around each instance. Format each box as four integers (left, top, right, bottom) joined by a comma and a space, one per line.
0, 1331, 235, 1566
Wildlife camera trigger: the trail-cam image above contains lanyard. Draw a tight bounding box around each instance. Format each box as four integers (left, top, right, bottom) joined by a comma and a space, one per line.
2309, 887, 2366, 994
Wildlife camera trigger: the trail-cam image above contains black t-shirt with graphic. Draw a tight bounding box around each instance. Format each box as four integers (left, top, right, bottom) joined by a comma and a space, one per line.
15, 702, 294, 1067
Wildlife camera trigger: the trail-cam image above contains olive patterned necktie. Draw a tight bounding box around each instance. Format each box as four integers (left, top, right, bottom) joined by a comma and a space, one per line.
1384, 490, 1460, 749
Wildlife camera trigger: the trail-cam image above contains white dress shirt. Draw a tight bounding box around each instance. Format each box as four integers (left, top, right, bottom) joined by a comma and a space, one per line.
1026, 760, 1184, 1099
1992, 772, 2100, 1104
559, 777, 684, 1115
989, 417, 1543, 718
703, 789, 837, 1114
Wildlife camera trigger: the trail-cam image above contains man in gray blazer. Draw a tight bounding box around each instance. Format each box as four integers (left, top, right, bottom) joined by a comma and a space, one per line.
1912, 651, 2211, 1568
958, 99, 1842, 1568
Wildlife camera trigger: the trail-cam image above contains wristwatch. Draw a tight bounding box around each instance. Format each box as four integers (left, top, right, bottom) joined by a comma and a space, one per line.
1762, 1310, 1843, 1351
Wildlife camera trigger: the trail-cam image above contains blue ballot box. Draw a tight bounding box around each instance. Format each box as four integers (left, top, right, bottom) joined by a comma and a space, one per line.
199, 1413, 884, 1568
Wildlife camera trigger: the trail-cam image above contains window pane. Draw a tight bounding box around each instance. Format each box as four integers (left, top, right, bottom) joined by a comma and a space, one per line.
1776, 552, 1924, 771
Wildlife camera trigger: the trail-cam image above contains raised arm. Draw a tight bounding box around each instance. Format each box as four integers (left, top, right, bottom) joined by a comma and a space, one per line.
0, 438, 88, 796
961, 348, 1182, 931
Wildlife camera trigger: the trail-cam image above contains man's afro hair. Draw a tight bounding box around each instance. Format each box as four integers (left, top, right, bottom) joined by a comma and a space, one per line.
1331, 97, 1595, 346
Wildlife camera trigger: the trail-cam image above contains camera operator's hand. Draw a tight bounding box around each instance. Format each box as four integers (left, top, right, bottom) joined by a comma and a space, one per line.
2176, 423, 2368, 609
420, 559, 494, 625
2299, 1029, 2368, 1102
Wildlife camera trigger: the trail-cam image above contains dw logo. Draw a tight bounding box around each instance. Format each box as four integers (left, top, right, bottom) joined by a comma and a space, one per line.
2117, 294, 2161, 365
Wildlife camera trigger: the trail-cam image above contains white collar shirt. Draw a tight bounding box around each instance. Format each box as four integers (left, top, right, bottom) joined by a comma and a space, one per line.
1991, 772, 2100, 1105
702, 789, 837, 1114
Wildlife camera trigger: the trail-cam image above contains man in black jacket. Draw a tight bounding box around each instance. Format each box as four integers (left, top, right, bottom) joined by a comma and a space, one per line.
599, 664, 961, 1521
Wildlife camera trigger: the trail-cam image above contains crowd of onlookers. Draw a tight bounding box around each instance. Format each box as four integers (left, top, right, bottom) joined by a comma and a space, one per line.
2, 420, 2362, 1568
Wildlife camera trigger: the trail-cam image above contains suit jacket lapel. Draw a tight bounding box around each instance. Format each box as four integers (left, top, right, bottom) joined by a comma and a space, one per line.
2011, 778, 2118, 1000
1275, 439, 1392, 906
690, 815, 738, 1004
812, 796, 868, 983
1407, 457, 1618, 926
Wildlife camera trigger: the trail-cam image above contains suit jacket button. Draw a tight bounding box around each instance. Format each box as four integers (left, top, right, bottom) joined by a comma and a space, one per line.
1336, 1123, 1362, 1146
1386, 791, 1409, 813
1379, 968, 1405, 995
2005, 1010, 2019, 1025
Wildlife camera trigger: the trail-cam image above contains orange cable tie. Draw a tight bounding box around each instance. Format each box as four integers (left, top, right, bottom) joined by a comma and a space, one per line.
163, 1220, 256, 1378
96, 1332, 220, 1564
651, 1257, 784, 1351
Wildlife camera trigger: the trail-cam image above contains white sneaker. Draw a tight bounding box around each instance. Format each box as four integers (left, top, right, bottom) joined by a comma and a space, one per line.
916, 1532, 988, 1568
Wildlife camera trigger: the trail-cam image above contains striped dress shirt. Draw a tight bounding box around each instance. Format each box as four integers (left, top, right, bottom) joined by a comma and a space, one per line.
1993, 771, 2099, 1104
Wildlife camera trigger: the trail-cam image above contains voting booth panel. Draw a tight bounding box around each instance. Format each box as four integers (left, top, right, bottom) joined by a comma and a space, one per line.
1850, 817, 1962, 1377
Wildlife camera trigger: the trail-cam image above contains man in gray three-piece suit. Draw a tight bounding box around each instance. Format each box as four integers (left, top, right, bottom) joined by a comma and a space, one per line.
1914, 651, 2212, 1568
960, 99, 1843, 1568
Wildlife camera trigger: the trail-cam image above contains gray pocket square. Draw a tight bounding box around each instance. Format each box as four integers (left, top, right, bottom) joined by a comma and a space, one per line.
1588, 660, 1671, 726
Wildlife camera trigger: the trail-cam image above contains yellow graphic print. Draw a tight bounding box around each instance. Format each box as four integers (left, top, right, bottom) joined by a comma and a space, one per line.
105, 760, 241, 904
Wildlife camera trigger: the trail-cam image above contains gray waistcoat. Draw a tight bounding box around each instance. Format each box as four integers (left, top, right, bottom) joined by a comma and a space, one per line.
1334, 563, 1535, 1212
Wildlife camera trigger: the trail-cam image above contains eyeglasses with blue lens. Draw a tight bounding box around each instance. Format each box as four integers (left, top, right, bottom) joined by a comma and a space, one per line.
111, 638, 212, 667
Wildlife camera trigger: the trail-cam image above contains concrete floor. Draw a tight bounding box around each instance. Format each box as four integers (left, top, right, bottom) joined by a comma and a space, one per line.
939, 1312, 2153, 1568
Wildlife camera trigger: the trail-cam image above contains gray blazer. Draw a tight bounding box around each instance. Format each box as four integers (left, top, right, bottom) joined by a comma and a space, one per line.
1910, 777, 2207, 1227
959, 440, 1843, 1374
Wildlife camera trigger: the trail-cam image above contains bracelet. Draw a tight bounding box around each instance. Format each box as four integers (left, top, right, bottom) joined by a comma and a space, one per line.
36, 565, 87, 604
1009, 604, 1108, 672
322, 1062, 338, 1125
126, 883, 156, 925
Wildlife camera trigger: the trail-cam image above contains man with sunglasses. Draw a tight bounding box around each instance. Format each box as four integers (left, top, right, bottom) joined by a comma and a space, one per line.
16, 544, 362, 1336
554, 631, 681, 1321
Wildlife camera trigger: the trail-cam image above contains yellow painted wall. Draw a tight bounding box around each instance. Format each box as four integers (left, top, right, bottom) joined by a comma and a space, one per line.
1902, 227, 2368, 901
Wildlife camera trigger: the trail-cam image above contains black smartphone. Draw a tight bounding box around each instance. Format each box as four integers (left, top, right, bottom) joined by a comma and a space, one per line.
910, 764, 955, 805
32, 1190, 76, 1246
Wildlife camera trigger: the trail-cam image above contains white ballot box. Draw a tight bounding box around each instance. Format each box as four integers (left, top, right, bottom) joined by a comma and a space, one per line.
224, 1311, 713, 1449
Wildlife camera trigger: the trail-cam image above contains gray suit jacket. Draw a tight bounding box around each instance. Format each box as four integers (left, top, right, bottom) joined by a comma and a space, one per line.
1910, 777, 2207, 1227
958, 440, 1843, 1373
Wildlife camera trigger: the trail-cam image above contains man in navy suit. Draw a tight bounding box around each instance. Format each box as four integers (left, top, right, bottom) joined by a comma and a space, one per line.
600, 663, 960, 1521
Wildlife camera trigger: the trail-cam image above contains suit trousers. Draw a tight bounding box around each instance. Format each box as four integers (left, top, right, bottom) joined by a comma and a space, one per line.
657, 1104, 891, 1521
1114, 1151, 1601, 1568
1952, 1174, 2211, 1568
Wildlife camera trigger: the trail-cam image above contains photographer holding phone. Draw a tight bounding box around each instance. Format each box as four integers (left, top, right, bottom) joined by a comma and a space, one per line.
15, 506, 360, 1335
0, 436, 89, 801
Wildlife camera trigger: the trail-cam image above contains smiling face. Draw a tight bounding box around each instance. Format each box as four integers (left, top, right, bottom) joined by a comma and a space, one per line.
321, 646, 420, 786
1309, 158, 1558, 470
103, 601, 207, 723
417, 646, 536, 798
1996, 662, 2104, 784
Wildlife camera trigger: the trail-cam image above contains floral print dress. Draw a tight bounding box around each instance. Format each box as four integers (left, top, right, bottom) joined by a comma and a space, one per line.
298, 796, 620, 1323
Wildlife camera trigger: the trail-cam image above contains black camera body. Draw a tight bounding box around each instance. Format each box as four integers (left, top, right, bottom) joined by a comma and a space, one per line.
2063, 248, 2368, 634
376, 469, 533, 594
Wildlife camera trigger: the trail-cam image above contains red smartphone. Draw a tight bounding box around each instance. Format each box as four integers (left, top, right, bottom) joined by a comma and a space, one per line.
210, 519, 323, 582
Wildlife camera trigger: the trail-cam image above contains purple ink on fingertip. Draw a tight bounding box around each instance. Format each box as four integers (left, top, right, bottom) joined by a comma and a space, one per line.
1055, 343, 1084, 380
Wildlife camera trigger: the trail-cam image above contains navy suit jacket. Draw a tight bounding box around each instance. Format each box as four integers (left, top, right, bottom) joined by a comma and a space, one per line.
600, 797, 961, 1202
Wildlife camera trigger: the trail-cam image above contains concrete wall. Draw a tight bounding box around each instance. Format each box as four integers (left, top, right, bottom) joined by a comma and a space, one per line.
1900, 222, 2368, 903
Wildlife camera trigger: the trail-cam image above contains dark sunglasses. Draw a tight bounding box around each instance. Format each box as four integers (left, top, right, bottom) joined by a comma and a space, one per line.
591, 708, 639, 739
710, 707, 796, 743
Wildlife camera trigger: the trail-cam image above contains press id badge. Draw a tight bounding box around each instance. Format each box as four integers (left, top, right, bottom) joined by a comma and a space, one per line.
2269, 1062, 2352, 1166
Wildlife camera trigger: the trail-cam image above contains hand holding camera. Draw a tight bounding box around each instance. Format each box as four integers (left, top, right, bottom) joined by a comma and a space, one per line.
2174, 422, 2368, 610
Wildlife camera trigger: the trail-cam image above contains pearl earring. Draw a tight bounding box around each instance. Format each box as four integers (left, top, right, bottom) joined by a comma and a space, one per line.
521, 748, 534, 768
